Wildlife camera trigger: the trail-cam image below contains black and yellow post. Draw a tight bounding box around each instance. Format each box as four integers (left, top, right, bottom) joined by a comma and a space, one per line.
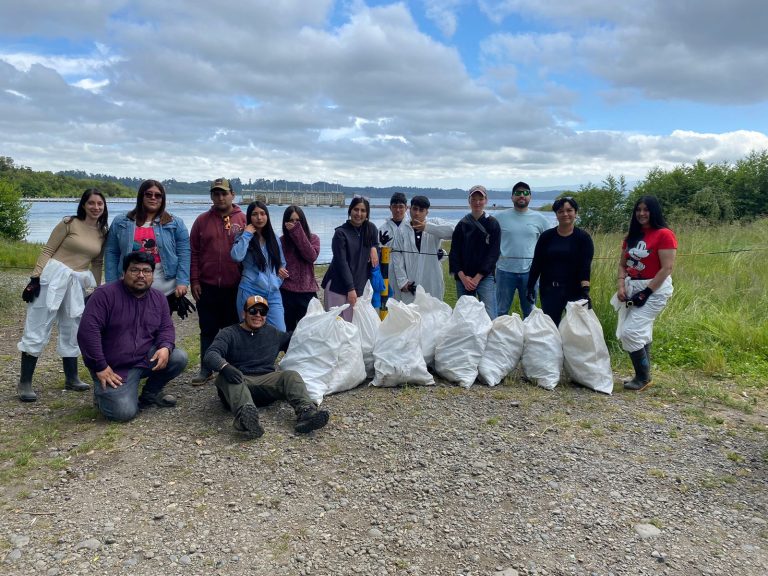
379, 246, 391, 319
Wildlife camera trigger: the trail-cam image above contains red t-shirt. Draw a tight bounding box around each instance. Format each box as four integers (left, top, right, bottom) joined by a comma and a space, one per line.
622, 227, 677, 279
133, 225, 161, 263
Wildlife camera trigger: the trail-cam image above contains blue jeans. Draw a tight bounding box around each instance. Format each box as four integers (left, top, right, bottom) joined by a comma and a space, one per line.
91, 348, 188, 422
496, 269, 535, 318
455, 275, 497, 319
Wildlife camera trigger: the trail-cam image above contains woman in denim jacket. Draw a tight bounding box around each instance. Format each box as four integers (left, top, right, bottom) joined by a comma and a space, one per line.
231, 201, 288, 330
105, 180, 191, 299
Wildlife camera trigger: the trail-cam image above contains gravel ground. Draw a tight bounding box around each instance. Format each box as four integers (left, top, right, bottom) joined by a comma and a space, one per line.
0, 270, 766, 576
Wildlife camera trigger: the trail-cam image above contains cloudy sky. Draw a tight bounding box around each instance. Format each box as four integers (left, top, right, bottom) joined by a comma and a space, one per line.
2, 0, 767, 190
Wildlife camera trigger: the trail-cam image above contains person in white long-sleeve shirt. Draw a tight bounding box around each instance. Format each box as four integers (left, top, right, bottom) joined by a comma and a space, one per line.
390, 195, 453, 303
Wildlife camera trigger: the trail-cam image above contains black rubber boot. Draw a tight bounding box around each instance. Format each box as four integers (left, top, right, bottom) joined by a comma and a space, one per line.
18, 352, 38, 402
645, 341, 652, 364
624, 348, 652, 391
191, 335, 214, 385
63, 357, 89, 391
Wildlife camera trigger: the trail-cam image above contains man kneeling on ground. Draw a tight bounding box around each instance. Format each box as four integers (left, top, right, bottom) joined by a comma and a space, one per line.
203, 295, 329, 438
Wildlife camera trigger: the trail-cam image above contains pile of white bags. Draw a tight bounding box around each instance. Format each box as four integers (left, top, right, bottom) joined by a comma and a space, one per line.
352, 281, 381, 378
280, 299, 366, 403
478, 314, 525, 386
559, 300, 614, 394
372, 299, 435, 387
434, 296, 492, 388
408, 285, 452, 366
521, 307, 562, 390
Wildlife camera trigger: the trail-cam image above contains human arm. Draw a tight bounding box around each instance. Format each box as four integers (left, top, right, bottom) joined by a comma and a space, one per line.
368, 222, 379, 268
648, 249, 676, 292
190, 218, 201, 300
172, 218, 190, 297
30, 219, 69, 278
104, 218, 123, 282
91, 240, 105, 286
277, 240, 289, 279
390, 228, 410, 291
286, 224, 321, 263
330, 229, 355, 294
230, 230, 253, 263
279, 330, 293, 353
423, 219, 454, 240
527, 233, 546, 296
577, 229, 594, 289
617, 249, 629, 302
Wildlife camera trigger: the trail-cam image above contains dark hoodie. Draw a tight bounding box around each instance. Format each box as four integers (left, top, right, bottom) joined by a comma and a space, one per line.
190, 204, 246, 288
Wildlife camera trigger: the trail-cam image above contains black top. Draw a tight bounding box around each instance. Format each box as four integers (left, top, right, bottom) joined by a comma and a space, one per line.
527, 227, 594, 294
448, 213, 501, 278
203, 323, 291, 376
321, 220, 379, 296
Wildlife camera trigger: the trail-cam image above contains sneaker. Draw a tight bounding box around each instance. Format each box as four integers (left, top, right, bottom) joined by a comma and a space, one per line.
191, 368, 214, 386
138, 393, 178, 409
234, 404, 264, 438
294, 405, 329, 434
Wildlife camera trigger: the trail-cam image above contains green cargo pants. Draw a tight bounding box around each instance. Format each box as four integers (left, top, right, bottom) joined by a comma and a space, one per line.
215, 370, 314, 417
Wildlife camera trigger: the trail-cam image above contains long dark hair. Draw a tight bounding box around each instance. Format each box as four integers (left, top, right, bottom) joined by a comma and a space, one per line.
347, 196, 376, 247
246, 201, 281, 273
282, 205, 311, 239
128, 179, 168, 226
75, 188, 109, 235
626, 195, 668, 248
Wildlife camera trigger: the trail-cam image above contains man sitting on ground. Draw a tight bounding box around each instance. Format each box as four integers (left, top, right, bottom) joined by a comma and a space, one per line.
203, 295, 329, 438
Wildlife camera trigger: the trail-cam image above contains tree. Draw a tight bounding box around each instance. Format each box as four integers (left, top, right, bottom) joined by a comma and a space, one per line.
0, 180, 29, 240
569, 175, 629, 232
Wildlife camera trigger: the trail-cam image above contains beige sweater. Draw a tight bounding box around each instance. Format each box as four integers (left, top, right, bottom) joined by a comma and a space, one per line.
32, 217, 106, 284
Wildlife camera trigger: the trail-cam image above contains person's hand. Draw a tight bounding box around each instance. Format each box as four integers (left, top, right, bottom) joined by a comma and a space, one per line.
460, 274, 477, 292
22, 277, 41, 303
278, 267, 290, 279
526, 288, 536, 305
96, 366, 123, 390
410, 219, 426, 232
617, 285, 627, 302
378, 230, 392, 245
221, 363, 243, 385
580, 285, 592, 309
347, 289, 358, 308
151, 347, 170, 371
629, 287, 653, 308
370, 248, 379, 268
175, 284, 188, 298
244, 224, 256, 234
191, 283, 202, 301
285, 221, 296, 231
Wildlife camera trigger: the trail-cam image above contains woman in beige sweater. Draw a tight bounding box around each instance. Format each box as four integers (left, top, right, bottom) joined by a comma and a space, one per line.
17, 189, 109, 402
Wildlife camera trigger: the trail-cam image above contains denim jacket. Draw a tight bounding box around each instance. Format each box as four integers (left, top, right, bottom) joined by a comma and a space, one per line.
231, 231, 286, 295
105, 212, 191, 284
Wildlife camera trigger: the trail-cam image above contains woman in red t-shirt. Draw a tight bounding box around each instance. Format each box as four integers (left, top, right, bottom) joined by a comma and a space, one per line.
615, 196, 677, 391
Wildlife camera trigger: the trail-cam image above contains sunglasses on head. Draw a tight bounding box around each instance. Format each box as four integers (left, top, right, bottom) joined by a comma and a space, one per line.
246, 306, 268, 317
513, 189, 531, 197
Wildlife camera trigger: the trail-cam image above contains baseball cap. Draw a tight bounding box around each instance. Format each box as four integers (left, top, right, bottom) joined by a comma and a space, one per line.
512, 181, 531, 193
211, 177, 231, 193
244, 295, 269, 310
468, 185, 487, 199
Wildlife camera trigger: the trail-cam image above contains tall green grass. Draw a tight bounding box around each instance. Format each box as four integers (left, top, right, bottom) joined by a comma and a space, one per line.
444, 218, 768, 384
0, 239, 42, 271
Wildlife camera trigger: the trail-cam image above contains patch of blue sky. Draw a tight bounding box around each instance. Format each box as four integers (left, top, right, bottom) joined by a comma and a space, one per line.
235, 95, 262, 110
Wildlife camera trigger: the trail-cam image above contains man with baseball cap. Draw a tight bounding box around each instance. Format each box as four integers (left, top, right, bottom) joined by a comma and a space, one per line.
188, 177, 246, 384
449, 185, 501, 318
496, 181, 552, 318
203, 295, 329, 438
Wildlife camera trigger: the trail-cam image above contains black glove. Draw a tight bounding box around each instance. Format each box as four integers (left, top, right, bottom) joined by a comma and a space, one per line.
437, 248, 446, 261
526, 288, 536, 305
379, 230, 392, 245
628, 286, 653, 308
580, 286, 592, 309
407, 282, 417, 295
176, 295, 196, 320
22, 277, 41, 303
220, 364, 244, 385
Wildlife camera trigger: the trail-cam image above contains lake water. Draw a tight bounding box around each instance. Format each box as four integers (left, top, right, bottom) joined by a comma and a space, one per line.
26, 194, 557, 264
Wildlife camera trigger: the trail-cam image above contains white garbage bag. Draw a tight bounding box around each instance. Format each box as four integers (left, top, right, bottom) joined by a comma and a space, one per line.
409, 285, 452, 366
352, 281, 381, 378
280, 299, 366, 403
478, 313, 524, 387
434, 296, 492, 388
521, 307, 562, 390
372, 300, 434, 387
559, 300, 613, 394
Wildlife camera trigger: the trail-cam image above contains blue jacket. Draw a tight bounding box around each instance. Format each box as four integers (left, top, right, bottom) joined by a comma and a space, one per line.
105, 212, 191, 285
230, 231, 286, 296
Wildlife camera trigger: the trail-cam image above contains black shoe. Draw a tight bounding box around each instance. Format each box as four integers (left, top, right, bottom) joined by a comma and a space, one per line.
138, 393, 178, 409
234, 405, 264, 438
191, 368, 213, 386
295, 405, 329, 434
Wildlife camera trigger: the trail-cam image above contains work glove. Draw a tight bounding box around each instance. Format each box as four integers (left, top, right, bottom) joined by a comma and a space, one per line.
220, 364, 244, 385
176, 295, 196, 320
580, 286, 592, 309
628, 286, 653, 308
526, 288, 536, 305
378, 230, 392, 245
22, 277, 41, 303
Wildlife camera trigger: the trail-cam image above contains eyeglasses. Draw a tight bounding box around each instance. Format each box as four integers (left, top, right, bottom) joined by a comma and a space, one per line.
353, 194, 369, 200
127, 267, 154, 276
246, 306, 268, 317
144, 192, 163, 199
513, 190, 531, 197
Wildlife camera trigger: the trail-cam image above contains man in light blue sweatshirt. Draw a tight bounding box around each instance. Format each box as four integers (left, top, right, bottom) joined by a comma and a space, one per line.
495, 181, 553, 318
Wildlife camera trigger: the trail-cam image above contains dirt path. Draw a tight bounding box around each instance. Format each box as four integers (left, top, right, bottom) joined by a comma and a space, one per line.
0, 271, 766, 576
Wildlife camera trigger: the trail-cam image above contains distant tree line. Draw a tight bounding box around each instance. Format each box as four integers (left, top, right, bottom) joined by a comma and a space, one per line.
557, 150, 768, 232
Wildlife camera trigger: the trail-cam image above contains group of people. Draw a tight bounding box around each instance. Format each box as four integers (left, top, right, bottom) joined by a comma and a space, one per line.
15, 177, 676, 438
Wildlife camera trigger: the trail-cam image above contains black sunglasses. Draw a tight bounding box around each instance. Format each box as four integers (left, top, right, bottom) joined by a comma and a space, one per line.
246, 306, 268, 317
